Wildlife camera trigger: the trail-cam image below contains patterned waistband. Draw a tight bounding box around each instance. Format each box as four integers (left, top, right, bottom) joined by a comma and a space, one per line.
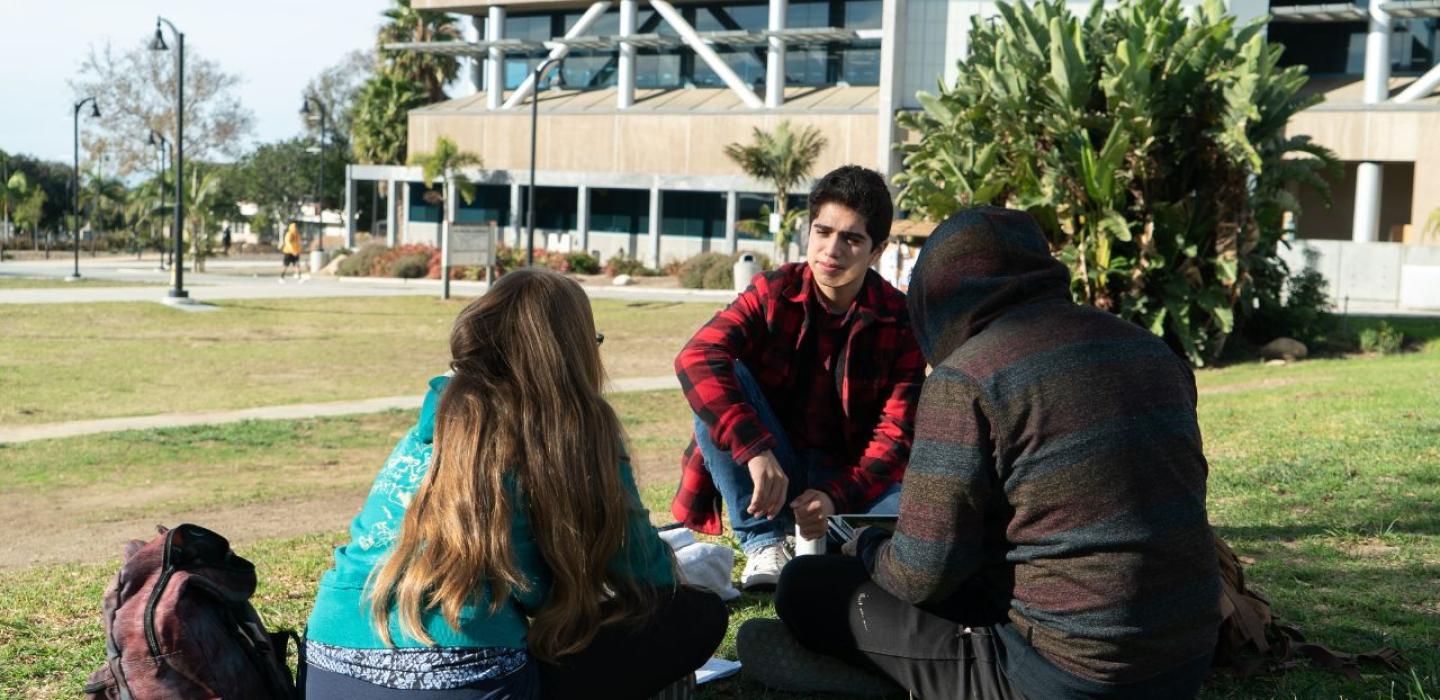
305, 640, 529, 690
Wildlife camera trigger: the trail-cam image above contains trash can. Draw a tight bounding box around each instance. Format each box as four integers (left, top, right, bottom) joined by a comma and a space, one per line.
733, 253, 760, 292
310, 250, 328, 275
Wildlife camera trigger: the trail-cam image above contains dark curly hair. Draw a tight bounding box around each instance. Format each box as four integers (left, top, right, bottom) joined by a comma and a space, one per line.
807, 165, 894, 249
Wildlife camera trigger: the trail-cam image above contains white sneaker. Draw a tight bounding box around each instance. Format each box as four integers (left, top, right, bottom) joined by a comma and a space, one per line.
740, 543, 793, 591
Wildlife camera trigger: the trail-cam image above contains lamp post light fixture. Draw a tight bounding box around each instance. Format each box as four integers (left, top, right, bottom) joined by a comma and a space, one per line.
150, 16, 189, 301
300, 95, 330, 253
526, 56, 563, 268
68, 96, 100, 282
147, 129, 170, 271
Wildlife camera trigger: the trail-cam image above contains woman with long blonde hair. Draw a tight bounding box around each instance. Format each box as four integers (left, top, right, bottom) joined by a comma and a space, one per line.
305, 268, 727, 699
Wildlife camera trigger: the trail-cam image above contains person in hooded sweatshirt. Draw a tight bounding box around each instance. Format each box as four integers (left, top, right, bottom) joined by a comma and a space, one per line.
739, 206, 1220, 699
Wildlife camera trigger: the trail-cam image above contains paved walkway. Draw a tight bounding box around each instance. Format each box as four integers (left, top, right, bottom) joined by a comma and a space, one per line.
0, 375, 681, 445
0, 256, 736, 305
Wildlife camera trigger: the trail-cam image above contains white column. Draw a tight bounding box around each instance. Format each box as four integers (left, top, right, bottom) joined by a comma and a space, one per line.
648, 181, 662, 267
344, 166, 356, 248
386, 178, 398, 247
459, 15, 481, 97
1353, 0, 1392, 243
724, 190, 738, 254
399, 181, 411, 245
577, 185, 591, 253
618, 0, 637, 109
766, 0, 788, 108
510, 180, 524, 248
1353, 164, 1383, 243
876, 0, 907, 177
487, 6, 506, 110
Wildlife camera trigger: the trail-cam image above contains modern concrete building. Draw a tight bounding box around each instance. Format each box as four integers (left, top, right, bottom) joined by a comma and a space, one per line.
346, 0, 1440, 276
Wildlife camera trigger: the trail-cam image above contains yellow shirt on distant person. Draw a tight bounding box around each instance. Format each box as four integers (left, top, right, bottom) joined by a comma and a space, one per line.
282, 227, 302, 255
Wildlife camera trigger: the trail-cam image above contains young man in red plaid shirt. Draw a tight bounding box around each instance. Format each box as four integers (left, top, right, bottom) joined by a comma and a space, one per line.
672, 165, 927, 590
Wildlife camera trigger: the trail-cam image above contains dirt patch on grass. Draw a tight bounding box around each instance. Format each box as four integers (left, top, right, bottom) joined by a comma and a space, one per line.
1199, 377, 1305, 396
0, 487, 368, 571
2, 458, 684, 571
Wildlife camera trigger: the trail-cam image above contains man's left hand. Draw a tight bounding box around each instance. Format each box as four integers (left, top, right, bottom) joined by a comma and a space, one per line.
790, 489, 836, 540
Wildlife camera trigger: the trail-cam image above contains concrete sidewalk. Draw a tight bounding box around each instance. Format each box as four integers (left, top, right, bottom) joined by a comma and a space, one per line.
0, 256, 736, 305
0, 375, 680, 445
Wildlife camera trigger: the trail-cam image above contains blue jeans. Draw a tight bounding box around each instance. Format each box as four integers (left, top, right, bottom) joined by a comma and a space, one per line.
693, 362, 901, 554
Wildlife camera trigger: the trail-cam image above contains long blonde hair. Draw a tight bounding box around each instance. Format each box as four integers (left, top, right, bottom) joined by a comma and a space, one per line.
368, 268, 657, 660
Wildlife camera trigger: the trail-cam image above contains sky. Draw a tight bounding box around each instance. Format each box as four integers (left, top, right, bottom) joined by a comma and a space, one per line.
0, 0, 411, 164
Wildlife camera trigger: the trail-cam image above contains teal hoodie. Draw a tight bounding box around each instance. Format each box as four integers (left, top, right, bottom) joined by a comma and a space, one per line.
306, 375, 676, 650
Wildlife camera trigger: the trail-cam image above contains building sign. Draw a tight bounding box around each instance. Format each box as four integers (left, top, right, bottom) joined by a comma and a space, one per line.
449, 224, 496, 267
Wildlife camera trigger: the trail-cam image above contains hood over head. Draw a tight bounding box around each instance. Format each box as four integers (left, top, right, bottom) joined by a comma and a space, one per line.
906, 206, 1072, 364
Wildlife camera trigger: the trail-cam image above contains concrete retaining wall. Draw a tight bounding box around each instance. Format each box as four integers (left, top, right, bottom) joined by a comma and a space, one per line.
1280, 239, 1440, 312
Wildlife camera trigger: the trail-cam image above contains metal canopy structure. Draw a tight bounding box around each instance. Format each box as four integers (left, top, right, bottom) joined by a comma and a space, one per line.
1383, 0, 1440, 18
383, 39, 541, 56
764, 27, 860, 45
1270, 0, 1440, 21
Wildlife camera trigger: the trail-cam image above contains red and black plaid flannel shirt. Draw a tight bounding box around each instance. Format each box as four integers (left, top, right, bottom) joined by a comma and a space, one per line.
670, 262, 927, 534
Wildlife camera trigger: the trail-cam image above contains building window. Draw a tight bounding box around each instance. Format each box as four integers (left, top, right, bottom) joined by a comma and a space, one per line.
590, 188, 650, 234
455, 184, 511, 227
662, 191, 727, 237
518, 186, 579, 231
408, 183, 443, 223
500, 0, 881, 92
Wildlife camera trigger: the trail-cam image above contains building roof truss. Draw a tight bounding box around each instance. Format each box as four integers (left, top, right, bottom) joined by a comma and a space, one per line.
381, 39, 542, 56
1383, 0, 1440, 19
1270, 0, 1440, 21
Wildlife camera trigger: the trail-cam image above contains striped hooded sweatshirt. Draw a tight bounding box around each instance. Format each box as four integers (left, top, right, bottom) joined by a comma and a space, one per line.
858, 207, 1219, 686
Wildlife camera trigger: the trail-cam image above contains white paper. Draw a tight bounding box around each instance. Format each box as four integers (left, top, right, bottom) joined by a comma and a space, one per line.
694, 657, 742, 685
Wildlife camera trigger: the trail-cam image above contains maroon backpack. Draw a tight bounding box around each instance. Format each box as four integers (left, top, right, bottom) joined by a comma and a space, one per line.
83, 524, 300, 699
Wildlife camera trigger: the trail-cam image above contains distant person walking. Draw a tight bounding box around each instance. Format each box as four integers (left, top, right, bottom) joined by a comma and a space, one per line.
222, 226, 232, 256
280, 222, 303, 282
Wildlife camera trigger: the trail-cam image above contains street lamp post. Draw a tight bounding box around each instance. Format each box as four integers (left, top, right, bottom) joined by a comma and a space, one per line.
147, 130, 170, 271
526, 57, 562, 267
68, 96, 100, 282
151, 16, 188, 301
301, 95, 330, 253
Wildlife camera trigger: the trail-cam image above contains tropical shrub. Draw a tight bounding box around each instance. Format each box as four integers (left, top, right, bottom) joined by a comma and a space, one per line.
1359, 321, 1405, 355
562, 251, 601, 274
676, 251, 777, 289
894, 0, 1337, 365
604, 251, 654, 277
678, 252, 732, 288
392, 252, 432, 279
371, 243, 437, 277
338, 244, 389, 276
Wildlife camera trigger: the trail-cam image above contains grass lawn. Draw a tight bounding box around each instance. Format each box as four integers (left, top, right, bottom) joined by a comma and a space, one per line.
0, 277, 163, 289
0, 296, 720, 427
3, 346, 1438, 698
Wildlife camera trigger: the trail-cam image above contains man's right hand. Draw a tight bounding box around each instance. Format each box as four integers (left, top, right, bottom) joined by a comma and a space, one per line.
746, 450, 788, 519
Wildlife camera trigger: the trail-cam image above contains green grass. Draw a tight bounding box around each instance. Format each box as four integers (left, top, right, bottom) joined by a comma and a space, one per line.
0, 277, 162, 288
0, 296, 719, 427
2, 330, 1438, 697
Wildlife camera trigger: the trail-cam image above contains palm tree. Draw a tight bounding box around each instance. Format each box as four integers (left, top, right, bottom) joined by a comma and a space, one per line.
180, 168, 226, 272
1, 171, 28, 249
723, 121, 827, 262
80, 172, 126, 255
352, 71, 427, 241
126, 175, 169, 259
377, 0, 461, 103
13, 187, 47, 250
409, 136, 481, 297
